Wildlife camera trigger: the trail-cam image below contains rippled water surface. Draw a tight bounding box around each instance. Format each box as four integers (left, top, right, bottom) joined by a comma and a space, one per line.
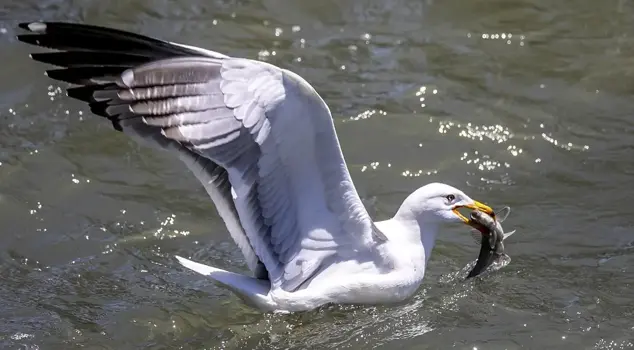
2, 0, 634, 349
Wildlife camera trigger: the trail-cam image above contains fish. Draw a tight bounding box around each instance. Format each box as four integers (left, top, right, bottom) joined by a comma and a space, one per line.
466, 206, 516, 278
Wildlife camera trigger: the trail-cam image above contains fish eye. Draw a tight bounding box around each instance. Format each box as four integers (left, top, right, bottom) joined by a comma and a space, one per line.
446, 194, 456, 202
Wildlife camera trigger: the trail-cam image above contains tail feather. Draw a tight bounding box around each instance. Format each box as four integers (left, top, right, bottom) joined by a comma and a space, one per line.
175, 256, 276, 310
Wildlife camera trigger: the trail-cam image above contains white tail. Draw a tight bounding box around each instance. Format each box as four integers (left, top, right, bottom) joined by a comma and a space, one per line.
175, 256, 276, 310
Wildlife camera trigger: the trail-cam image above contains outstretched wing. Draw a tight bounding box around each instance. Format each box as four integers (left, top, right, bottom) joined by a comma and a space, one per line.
18, 21, 268, 279
18, 22, 386, 292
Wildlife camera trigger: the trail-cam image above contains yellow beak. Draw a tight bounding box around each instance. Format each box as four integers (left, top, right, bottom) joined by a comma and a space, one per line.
452, 200, 495, 224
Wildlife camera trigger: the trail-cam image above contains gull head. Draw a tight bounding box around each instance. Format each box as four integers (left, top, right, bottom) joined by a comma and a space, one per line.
397, 182, 494, 228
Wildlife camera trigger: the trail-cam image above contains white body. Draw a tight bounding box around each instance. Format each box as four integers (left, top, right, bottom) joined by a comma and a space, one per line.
177, 211, 439, 312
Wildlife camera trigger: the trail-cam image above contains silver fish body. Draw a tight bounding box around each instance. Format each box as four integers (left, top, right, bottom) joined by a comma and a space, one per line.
466, 207, 515, 278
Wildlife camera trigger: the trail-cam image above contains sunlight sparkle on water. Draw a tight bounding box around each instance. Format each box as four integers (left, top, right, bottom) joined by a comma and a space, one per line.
360, 161, 380, 172
477, 32, 525, 46
595, 339, 634, 349
10, 333, 34, 340
542, 133, 590, 151
70, 173, 89, 184
456, 123, 512, 143
152, 214, 191, 239
361, 33, 372, 44
346, 109, 387, 122
401, 169, 438, 178
47, 85, 64, 101
461, 151, 509, 172
29, 201, 42, 215
102, 243, 117, 255
507, 145, 523, 156
257, 50, 276, 61
415, 85, 438, 108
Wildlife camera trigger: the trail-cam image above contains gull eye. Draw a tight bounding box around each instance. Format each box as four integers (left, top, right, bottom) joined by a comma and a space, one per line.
446, 194, 456, 202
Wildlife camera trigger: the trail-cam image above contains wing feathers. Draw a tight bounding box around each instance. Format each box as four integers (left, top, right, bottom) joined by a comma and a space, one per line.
68, 84, 118, 103
46, 67, 123, 84
129, 95, 225, 115
19, 21, 385, 293
31, 51, 150, 68
118, 82, 217, 100
118, 58, 221, 88
143, 109, 234, 128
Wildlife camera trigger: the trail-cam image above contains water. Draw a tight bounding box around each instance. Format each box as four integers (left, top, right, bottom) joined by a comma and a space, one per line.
1, 0, 634, 348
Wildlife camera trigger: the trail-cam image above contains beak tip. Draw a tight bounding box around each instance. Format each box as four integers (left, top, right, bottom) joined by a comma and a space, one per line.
453, 200, 494, 224
473, 200, 494, 215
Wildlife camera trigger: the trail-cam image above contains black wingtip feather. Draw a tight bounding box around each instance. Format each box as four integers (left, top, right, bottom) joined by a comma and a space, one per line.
18, 22, 44, 31
17, 21, 212, 136
111, 121, 123, 132
30, 51, 151, 69
45, 67, 124, 85
88, 102, 122, 130
86, 102, 123, 131
16, 34, 42, 46
67, 84, 117, 103
17, 21, 199, 57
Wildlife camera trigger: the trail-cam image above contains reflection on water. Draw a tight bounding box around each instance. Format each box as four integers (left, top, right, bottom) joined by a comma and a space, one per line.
2, 0, 634, 349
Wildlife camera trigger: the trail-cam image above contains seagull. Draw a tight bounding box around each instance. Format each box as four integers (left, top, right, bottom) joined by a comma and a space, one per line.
17, 22, 495, 313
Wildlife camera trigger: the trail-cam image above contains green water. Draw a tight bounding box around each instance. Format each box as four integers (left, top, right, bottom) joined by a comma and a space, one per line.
1, 0, 634, 348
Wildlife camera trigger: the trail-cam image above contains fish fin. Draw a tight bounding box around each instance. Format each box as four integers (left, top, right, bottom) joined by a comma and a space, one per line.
502, 230, 516, 240
495, 206, 511, 223
470, 229, 481, 244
